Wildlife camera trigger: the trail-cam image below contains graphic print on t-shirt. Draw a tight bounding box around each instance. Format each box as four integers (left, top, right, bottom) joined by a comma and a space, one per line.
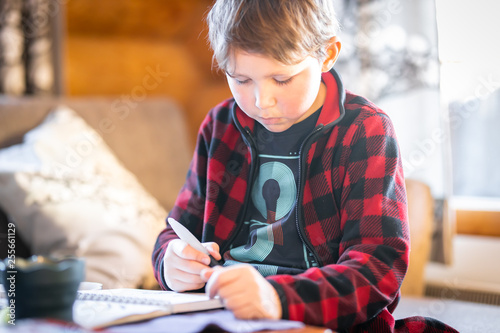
229, 160, 297, 262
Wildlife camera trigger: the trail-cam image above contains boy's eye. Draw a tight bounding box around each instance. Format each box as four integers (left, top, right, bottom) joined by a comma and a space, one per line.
235, 78, 250, 85
274, 77, 293, 86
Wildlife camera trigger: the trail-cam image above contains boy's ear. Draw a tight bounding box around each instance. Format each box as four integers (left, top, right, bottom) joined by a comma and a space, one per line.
321, 36, 342, 72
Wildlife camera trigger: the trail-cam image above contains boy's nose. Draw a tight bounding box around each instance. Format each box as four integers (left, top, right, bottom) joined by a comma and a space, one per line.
255, 87, 276, 110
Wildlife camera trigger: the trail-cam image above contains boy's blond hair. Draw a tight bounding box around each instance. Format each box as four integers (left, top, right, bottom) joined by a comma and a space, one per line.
207, 0, 340, 71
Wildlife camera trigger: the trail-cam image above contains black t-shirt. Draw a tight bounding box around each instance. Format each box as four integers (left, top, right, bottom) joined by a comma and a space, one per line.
223, 108, 322, 276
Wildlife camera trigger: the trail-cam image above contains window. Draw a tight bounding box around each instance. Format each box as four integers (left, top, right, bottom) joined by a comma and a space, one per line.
436, 0, 500, 235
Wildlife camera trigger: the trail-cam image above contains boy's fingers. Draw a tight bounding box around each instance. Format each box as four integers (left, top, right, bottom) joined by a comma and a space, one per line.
216, 281, 246, 300
200, 267, 214, 281
204, 266, 226, 298
203, 242, 221, 260
171, 269, 206, 285
170, 277, 205, 292
172, 239, 211, 265
174, 257, 210, 275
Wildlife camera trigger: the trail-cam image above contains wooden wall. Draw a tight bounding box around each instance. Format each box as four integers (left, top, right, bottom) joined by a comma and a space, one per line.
64, 0, 232, 141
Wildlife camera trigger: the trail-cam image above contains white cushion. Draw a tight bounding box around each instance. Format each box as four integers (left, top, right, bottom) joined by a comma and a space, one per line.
0, 106, 166, 289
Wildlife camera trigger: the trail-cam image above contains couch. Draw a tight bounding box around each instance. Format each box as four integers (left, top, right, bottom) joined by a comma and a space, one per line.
4, 96, 494, 331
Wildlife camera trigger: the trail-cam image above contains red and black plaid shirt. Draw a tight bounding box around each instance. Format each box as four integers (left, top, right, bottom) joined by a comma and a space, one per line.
153, 69, 457, 333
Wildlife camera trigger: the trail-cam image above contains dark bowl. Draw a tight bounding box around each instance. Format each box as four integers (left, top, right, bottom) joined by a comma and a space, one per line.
0, 256, 85, 322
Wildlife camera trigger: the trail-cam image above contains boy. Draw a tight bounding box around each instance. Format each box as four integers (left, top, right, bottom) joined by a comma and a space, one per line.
153, 1, 456, 332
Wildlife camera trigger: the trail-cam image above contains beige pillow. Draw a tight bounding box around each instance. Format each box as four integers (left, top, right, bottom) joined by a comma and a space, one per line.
0, 106, 166, 289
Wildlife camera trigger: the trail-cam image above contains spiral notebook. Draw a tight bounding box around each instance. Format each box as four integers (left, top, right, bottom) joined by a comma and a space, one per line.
73, 288, 224, 329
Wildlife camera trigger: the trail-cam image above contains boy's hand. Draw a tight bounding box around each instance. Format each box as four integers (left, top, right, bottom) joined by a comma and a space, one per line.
163, 239, 221, 292
201, 264, 282, 320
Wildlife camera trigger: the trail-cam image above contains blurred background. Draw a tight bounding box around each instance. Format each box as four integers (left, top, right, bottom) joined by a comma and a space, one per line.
0, 0, 499, 308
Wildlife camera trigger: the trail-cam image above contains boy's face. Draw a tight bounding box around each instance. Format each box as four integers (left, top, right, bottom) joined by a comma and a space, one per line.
226, 50, 326, 133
